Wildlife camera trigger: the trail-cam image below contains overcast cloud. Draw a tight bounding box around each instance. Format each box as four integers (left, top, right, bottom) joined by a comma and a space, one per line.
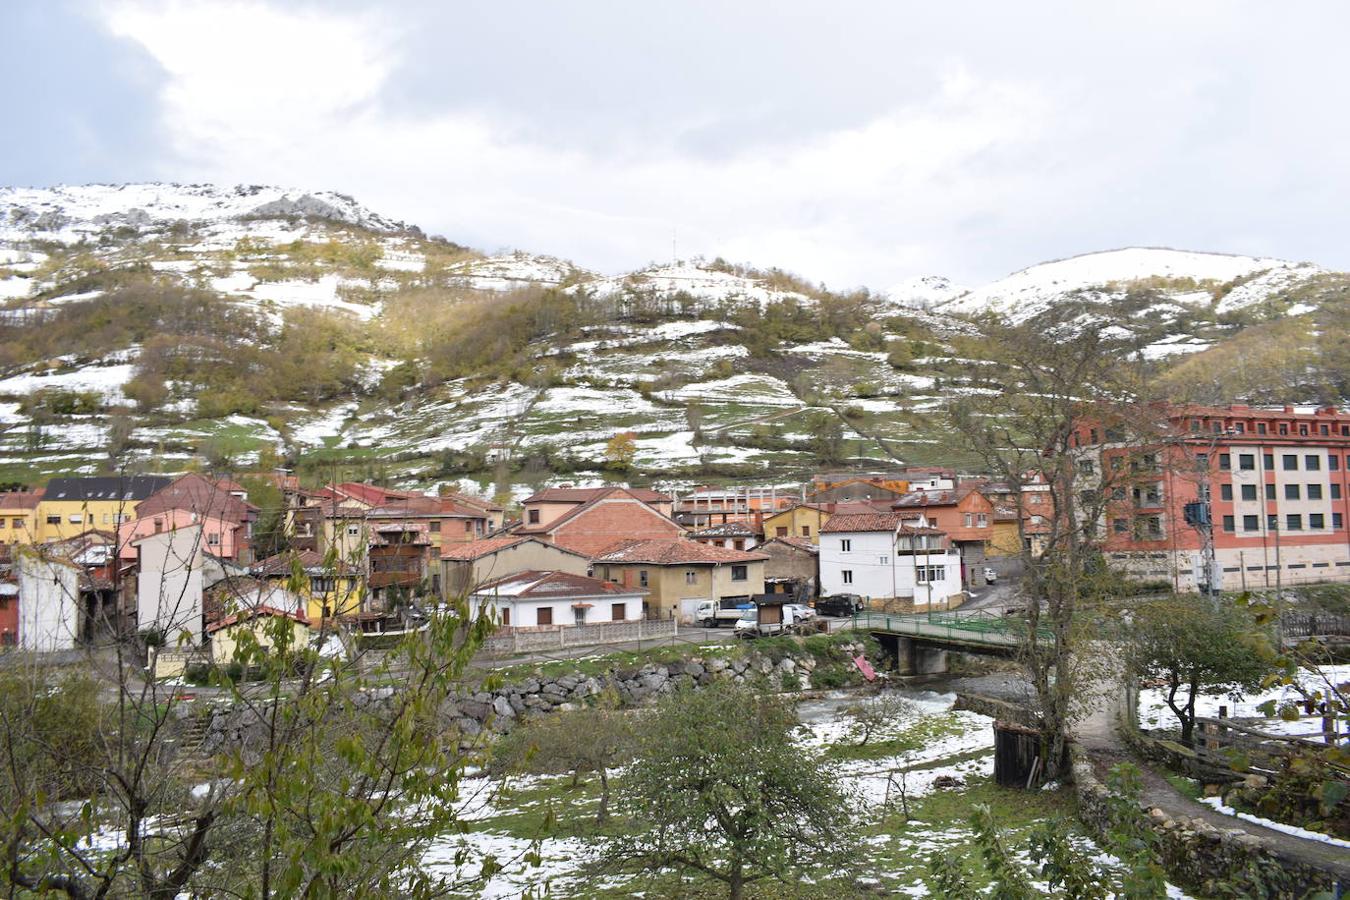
4, 1, 1349, 289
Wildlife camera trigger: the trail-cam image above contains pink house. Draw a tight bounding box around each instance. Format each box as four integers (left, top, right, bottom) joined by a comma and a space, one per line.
118, 509, 245, 562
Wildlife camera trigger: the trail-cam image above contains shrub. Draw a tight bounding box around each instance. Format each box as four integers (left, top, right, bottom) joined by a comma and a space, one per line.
811, 662, 851, 689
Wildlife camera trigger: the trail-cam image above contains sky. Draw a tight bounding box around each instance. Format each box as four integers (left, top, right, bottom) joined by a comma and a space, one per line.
4, 1, 1350, 291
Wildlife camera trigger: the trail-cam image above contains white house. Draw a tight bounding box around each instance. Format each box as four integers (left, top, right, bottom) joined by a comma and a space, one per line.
135, 525, 206, 643
16, 551, 81, 651
469, 570, 646, 629
818, 512, 963, 608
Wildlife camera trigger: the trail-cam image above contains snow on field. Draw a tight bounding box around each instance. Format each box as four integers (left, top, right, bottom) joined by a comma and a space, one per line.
0, 363, 135, 401
884, 274, 967, 307
670, 373, 800, 407
942, 248, 1299, 318
1214, 262, 1326, 315
445, 253, 585, 290
0, 276, 33, 299
1140, 335, 1213, 360
559, 319, 738, 354
532, 385, 661, 417
226, 274, 379, 320
1138, 665, 1350, 737
786, 337, 888, 361
632, 431, 703, 466
584, 263, 814, 308
290, 401, 358, 446
375, 250, 425, 272
1199, 797, 1350, 848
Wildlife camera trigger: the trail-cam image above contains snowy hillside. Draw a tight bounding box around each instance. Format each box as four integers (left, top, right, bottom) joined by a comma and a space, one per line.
938, 247, 1309, 320
0, 183, 408, 245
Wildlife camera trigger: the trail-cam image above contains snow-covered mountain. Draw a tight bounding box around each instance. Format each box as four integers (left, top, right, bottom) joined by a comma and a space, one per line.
937, 247, 1319, 320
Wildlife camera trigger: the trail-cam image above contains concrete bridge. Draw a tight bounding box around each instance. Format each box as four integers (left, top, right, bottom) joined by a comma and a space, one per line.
852, 609, 1042, 675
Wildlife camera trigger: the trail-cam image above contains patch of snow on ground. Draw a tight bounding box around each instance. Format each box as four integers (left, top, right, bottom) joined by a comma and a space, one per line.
228, 274, 378, 320
291, 402, 358, 446
1214, 263, 1326, 315
0, 364, 135, 401
1138, 665, 1350, 737
1199, 797, 1350, 848
669, 373, 800, 407
585, 263, 814, 308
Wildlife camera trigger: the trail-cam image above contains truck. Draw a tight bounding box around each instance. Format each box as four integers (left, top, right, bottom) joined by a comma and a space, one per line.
733, 598, 812, 638
696, 599, 754, 628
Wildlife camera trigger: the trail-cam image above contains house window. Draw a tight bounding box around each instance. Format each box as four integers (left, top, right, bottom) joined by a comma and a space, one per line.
878, 555, 888, 565
1283, 454, 1298, 470
69, 514, 82, 524
730, 565, 748, 582
1265, 484, 1276, 500
840, 539, 851, 552
1306, 455, 1321, 471
429, 521, 440, 533
801, 525, 810, 537
1329, 454, 1340, 470
1267, 514, 1278, 531
153, 518, 164, 533
574, 606, 587, 625
1077, 459, 1095, 476
537, 607, 553, 626
1263, 453, 1274, 470
1335, 513, 1344, 529
528, 509, 540, 524
713, 539, 725, 548
1239, 454, 1255, 470
1257, 422, 1267, 434
1242, 514, 1258, 531
964, 513, 972, 526
776, 526, 788, 537
685, 570, 698, 584
207, 533, 220, 546
347, 524, 360, 536
1218, 454, 1231, 470
10, 519, 19, 528
501, 607, 510, 626
977, 513, 988, 526
841, 570, 853, 584
1241, 484, 1257, 501
1286, 514, 1302, 531
1285, 484, 1300, 500
1309, 513, 1325, 529
1308, 484, 1323, 500
733, 539, 745, 550
463, 521, 472, 533
1220, 484, 1233, 501
1113, 518, 1129, 533
917, 565, 946, 583
611, 602, 626, 620
1333, 484, 1342, 500
1197, 453, 1208, 469
639, 570, 649, 588
1221, 516, 1235, 533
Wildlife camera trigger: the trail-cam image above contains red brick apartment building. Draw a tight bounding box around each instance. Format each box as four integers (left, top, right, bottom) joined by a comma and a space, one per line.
1072, 404, 1350, 592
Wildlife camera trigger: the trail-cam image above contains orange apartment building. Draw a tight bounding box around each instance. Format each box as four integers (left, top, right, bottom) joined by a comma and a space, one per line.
890, 487, 996, 586
1073, 404, 1350, 592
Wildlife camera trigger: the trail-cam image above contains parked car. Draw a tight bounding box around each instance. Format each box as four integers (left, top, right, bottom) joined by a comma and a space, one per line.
982, 567, 998, 584
815, 594, 863, 617
784, 603, 816, 621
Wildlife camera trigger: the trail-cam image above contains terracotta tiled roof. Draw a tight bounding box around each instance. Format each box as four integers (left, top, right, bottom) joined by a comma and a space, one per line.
830, 500, 892, 515
763, 536, 818, 553
515, 488, 671, 535
594, 538, 768, 565
441, 536, 528, 560
252, 549, 354, 576
0, 489, 44, 510
329, 482, 418, 506
821, 513, 944, 535
137, 473, 257, 523
473, 570, 640, 598
207, 604, 310, 634
524, 486, 669, 505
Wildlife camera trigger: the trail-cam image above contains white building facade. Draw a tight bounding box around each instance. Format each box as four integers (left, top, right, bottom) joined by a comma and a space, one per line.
470, 570, 647, 629
819, 513, 964, 608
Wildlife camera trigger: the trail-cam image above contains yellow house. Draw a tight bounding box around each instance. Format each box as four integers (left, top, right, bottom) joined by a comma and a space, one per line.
593, 539, 769, 623
36, 476, 172, 542
207, 607, 311, 665
251, 549, 364, 622
0, 490, 43, 547
986, 510, 1021, 557
761, 504, 828, 543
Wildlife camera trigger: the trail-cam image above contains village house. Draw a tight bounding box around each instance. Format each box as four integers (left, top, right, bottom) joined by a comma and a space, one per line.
890, 486, 996, 586
205, 582, 310, 665
128, 473, 259, 564
251, 549, 362, 622
0, 489, 42, 549
592, 538, 769, 622
761, 503, 828, 542
440, 490, 506, 532
687, 522, 759, 550
807, 475, 910, 505
818, 512, 964, 608
368, 520, 433, 606
757, 536, 819, 599
440, 535, 590, 598
35, 475, 171, 542
469, 570, 645, 629
13, 549, 81, 651
512, 487, 684, 556
520, 486, 673, 529
670, 485, 793, 530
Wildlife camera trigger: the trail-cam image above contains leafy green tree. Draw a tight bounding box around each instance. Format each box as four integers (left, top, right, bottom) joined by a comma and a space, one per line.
1126, 595, 1269, 745
605, 682, 857, 900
